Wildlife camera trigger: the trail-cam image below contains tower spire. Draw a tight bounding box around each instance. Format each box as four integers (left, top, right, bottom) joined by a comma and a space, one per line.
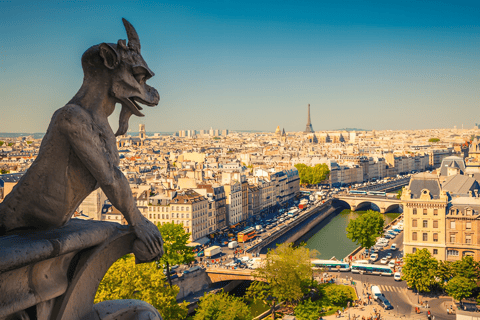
304, 104, 314, 133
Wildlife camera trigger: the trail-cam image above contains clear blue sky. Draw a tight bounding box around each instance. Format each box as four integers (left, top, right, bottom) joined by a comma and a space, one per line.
1, 0, 479, 133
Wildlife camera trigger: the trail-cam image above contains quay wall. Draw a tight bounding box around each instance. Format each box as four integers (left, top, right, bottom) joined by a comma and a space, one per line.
249, 199, 339, 254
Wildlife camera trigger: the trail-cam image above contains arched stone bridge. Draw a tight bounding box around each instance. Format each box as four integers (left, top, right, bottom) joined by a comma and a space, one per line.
205, 268, 257, 283
333, 194, 402, 213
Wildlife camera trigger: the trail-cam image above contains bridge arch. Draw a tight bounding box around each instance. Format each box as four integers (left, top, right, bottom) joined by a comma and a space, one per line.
333, 199, 353, 211
384, 203, 403, 214
354, 201, 377, 212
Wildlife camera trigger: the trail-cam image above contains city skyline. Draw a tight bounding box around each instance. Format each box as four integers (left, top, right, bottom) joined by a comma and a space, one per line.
1, 1, 479, 133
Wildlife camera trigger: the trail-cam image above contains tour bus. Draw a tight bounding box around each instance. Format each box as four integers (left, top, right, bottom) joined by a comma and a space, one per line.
311, 259, 351, 272
367, 191, 386, 196
351, 262, 393, 276
349, 190, 367, 195
237, 227, 256, 243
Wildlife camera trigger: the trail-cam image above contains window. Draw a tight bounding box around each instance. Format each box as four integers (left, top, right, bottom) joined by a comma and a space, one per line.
423, 233, 428, 241
181, 213, 184, 219
433, 249, 438, 255
434, 209, 438, 216
450, 234, 456, 243
433, 233, 438, 242
166, 214, 169, 219
466, 221, 472, 229
433, 220, 438, 228
466, 235, 472, 244
162, 214, 164, 219
412, 232, 417, 241
450, 221, 456, 229
423, 220, 428, 228
186, 213, 189, 219
423, 209, 427, 215
412, 219, 417, 227
186, 207, 189, 211
447, 250, 459, 256
149, 214, 152, 219
413, 247, 417, 253
413, 208, 417, 215
181, 206, 184, 211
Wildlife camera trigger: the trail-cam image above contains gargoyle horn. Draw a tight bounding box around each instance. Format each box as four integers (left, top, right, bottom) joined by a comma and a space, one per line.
122, 18, 141, 53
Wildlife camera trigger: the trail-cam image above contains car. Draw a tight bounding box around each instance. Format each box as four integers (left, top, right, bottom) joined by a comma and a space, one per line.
388, 260, 396, 268
377, 295, 394, 310
380, 257, 388, 264
394, 272, 402, 281
386, 253, 392, 259
370, 253, 378, 261
384, 233, 394, 239
169, 274, 179, 280
390, 244, 397, 251
183, 266, 202, 274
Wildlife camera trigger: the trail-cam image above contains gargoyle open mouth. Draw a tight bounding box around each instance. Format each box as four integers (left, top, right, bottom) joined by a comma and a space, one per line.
121, 96, 156, 117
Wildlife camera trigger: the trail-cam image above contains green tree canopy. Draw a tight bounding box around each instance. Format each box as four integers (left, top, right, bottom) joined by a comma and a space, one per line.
248, 243, 318, 316
324, 285, 355, 306
452, 255, 480, 280
294, 163, 330, 186
428, 138, 440, 143
95, 256, 188, 320
193, 290, 251, 320
294, 299, 323, 320
157, 222, 195, 286
346, 210, 385, 249
401, 249, 438, 293
436, 260, 454, 287
446, 276, 476, 304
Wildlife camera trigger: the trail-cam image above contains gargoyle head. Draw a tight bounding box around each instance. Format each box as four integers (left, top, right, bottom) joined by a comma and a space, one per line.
81, 18, 160, 136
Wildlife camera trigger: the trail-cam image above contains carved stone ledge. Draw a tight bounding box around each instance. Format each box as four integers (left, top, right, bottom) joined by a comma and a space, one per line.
0, 219, 161, 320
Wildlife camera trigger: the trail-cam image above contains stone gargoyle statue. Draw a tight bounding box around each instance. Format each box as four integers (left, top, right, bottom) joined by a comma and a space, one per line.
0, 19, 163, 261
0, 18, 166, 320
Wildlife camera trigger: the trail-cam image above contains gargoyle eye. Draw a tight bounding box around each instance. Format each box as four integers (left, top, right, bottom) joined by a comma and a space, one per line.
134, 73, 146, 84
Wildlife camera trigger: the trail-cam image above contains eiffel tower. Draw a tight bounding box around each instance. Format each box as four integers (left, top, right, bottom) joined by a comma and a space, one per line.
304, 104, 314, 133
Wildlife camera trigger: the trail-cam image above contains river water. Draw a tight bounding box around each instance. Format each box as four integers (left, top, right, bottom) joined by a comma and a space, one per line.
300, 209, 400, 261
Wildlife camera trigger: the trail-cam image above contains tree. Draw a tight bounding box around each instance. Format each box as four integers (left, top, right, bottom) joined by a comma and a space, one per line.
95, 256, 188, 320
157, 222, 195, 286
324, 285, 355, 306
396, 188, 402, 199
0, 141, 4, 147
193, 290, 251, 320
401, 249, 438, 293
436, 260, 453, 288
294, 163, 330, 186
245, 281, 277, 320
452, 255, 480, 281
346, 210, 385, 249
294, 299, 323, 320
248, 243, 318, 316
446, 276, 476, 305
428, 138, 440, 143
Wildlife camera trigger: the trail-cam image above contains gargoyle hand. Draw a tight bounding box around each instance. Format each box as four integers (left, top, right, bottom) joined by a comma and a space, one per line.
132, 216, 164, 262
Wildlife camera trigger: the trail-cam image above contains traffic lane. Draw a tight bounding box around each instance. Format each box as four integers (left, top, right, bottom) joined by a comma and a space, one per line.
337, 272, 411, 314
429, 298, 457, 320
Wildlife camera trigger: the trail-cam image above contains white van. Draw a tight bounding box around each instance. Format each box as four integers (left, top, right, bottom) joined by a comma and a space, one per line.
371, 285, 382, 300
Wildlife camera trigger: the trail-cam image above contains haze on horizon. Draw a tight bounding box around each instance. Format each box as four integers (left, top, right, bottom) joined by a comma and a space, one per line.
1, 0, 479, 134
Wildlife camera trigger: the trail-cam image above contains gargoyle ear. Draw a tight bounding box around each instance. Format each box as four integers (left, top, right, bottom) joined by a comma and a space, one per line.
99, 43, 119, 70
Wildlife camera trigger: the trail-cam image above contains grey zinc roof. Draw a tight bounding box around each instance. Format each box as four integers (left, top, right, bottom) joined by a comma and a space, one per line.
442, 175, 480, 196
439, 156, 466, 176
408, 173, 441, 199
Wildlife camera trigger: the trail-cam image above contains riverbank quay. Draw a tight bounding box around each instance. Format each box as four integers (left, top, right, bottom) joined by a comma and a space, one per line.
343, 213, 404, 262
247, 199, 336, 254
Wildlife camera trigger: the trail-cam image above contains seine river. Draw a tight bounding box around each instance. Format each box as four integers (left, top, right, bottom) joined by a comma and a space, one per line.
301, 209, 400, 261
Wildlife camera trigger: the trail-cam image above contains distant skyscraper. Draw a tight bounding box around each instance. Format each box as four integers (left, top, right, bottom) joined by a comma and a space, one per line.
214, 129, 219, 136
209, 127, 214, 136
304, 104, 314, 133
222, 129, 228, 136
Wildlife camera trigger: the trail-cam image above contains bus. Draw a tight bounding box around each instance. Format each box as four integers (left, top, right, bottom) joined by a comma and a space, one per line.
238, 227, 256, 243
349, 190, 367, 195
311, 259, 351, 272
351, 262, 393, 276
367, 191, 386, 196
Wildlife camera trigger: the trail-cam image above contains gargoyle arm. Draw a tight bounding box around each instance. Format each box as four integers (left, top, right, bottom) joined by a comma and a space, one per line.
57, 105, 162, 255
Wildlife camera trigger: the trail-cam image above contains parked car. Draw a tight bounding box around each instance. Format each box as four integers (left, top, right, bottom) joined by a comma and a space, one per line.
183, 266, 202, 274
390, 244, 397, 251
386, 253, 392, 259
377, 295, 394, 310
388, 260, 396, 268
380, 257, 388, 264
394, 272, 402, 281
370, 253, 378, 262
